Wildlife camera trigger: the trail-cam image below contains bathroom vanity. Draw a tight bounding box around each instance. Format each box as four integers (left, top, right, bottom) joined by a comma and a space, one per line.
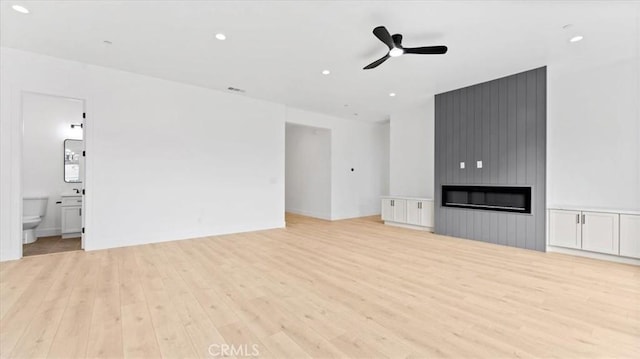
61, 194, 82, 238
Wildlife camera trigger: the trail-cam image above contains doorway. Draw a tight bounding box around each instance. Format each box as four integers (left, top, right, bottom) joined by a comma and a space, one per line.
21, 92, 85, 256
284, 123, 332, 221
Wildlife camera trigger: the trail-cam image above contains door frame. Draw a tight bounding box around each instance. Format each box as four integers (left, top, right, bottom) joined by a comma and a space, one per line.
17, 91, 87, 257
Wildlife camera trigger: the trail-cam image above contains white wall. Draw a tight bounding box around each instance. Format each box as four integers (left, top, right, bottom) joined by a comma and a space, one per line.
389, 58, 639, 214
389, 99, 435, 198
1, 47, 286, 260
285, 123, 331, 219
285, 108, 389, 220
22, 93, 84, 237
547, 57, 640, 211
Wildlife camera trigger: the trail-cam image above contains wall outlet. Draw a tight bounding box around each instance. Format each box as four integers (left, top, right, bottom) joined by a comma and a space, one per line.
460, 162, 465, 169
476, 160, 483, 168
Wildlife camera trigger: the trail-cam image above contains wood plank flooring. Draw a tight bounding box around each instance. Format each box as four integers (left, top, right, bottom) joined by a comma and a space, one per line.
23, 235, 81, 257
1, 213, 639, 358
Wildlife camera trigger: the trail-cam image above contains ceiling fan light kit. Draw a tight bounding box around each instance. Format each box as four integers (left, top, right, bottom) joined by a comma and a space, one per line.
364, 26, 448, 70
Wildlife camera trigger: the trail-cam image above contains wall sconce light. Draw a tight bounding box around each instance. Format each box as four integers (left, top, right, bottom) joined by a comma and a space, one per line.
70, 124, 83, 129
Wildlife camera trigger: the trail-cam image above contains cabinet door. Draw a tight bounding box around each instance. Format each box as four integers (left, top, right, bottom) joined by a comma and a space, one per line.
61, 206, 82, 234
549, 210, 582, 249
393, 199, 407, 223
620, 214, 640, 258
406, 200, 421, 225
582, 211, 619, 255
381, 199, 394, 221
420, 200, 434, 227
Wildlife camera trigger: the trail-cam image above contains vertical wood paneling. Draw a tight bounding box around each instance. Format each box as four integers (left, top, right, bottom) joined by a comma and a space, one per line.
459, 88, 468, 239
499, 79, 508, 184
516, 73, 527, 185
481, 83, 492, 242
474, 84, 483, 185
525, 71, 537, 250
460, 88, 468, 185
507, 75, 517, 185
446, 93, 454, 236
507, 214, 517, 247
490, 81, 500, 185
434, 67, 546, 252
451, 91, 461, 238
466, 87, 475, 237
434, 94, 443, 234
482, 83, 491, 184
536, 68, 547, 251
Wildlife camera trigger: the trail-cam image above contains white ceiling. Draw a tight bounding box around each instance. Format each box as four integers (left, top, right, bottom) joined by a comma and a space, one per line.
1, 1, 639, 122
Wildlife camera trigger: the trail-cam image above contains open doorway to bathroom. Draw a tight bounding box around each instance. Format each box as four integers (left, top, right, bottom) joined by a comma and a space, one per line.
21, 92, 85, 257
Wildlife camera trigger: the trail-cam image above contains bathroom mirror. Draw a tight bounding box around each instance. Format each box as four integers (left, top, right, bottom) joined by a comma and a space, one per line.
64, 139, 83, 183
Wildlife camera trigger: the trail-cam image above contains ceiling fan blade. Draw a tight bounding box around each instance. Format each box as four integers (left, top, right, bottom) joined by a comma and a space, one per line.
373, 26, 394, 49
392, 34, 403, 48
363, 54, 390, 70
404, 46, 448, 55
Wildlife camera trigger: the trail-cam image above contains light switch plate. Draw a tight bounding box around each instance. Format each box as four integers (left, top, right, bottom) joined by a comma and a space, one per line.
460, 162, 465, 169
476, 160, 483, 168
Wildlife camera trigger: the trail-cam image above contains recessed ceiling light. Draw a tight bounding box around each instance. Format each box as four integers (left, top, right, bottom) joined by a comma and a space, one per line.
215, 33, 226, 41
322, 70, 330, 75
389, 92, 396, 97
12, 5, 29, 14
570, 35, 583, 43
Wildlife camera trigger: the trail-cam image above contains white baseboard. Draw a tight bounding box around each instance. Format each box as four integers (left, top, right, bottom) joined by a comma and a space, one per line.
36, 227, 61, 238
547, 246, 640, 266
384, 221, 433, 232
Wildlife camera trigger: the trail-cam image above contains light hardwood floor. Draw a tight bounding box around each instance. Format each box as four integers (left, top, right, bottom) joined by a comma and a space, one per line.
23, 235, 81, 257
1, 214, 639, 358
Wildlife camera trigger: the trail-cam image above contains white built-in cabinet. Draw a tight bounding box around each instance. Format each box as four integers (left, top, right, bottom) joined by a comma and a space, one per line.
381, 198, 406, 223
549, 208, 638, 259
381, 197, 433, 231
620, 214, 640, 258
581, 212, 619, 255
549, 210, 582, 249
406, 200, 434, 228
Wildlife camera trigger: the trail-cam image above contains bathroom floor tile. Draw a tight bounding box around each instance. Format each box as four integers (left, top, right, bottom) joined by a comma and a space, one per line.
23, 236, 81, 257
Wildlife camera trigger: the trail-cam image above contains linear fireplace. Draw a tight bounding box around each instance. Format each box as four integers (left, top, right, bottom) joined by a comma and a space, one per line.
441, 185, 532, 214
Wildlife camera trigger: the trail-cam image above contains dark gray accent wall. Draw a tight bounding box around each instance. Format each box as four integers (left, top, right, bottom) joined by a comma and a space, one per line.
434, 67, 546, 251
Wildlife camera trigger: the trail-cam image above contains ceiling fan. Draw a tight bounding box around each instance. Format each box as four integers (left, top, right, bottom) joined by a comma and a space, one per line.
363, 26, 448, 70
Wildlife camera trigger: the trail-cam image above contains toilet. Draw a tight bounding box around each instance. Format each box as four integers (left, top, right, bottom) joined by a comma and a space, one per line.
22, 197, 48, 244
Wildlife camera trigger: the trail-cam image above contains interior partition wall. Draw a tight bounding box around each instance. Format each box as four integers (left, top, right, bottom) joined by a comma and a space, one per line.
434, 67, 546, 251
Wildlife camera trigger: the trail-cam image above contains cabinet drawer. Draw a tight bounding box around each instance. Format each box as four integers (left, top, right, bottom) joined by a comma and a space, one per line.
61, 196, 82, 206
